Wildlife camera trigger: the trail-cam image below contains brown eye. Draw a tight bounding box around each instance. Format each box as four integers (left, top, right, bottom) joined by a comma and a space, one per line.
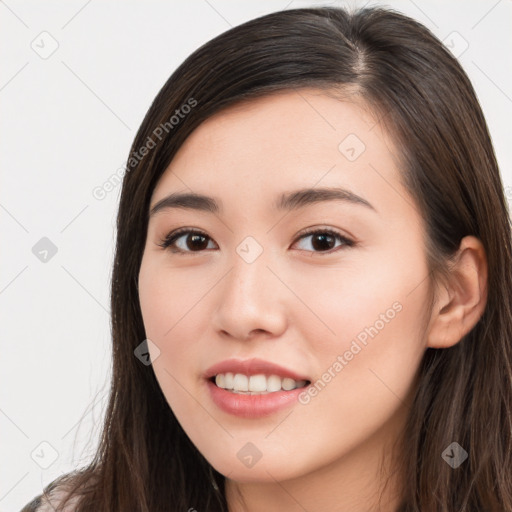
158, 229, 216, 253
293, 228, 354, 254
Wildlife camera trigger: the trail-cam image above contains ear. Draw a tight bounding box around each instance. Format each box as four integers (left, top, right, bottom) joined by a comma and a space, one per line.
426, 235, 488, 349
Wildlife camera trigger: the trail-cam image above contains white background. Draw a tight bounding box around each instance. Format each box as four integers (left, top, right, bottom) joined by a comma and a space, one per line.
1, 1, 511, 510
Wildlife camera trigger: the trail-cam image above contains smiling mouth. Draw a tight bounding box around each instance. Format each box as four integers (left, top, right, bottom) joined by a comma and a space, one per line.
210, 373, 311, 394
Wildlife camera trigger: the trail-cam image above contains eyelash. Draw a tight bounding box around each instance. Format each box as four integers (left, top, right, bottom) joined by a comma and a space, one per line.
157, 227, 355, 256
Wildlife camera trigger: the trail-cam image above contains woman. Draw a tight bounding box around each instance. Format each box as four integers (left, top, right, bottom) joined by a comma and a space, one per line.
21, 4, 512, 511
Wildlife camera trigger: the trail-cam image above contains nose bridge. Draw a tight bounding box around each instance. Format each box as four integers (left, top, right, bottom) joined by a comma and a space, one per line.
213, 238, 286, 339
226, 242, 274, 312
229, 232, 273, 297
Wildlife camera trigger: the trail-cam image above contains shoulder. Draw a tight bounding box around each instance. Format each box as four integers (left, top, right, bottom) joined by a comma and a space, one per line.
20, 480, 82, 512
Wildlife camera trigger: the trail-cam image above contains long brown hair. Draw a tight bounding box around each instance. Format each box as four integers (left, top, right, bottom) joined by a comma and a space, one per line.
23, 5, 512, 511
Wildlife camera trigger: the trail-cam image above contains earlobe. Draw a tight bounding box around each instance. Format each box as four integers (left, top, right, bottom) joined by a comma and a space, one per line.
426, 235, 488, 349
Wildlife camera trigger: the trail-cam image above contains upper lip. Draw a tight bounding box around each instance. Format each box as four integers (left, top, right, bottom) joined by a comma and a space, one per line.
204, 358, 311, 382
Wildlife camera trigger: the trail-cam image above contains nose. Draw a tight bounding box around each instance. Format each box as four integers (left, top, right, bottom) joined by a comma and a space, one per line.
211, 252, 288, 342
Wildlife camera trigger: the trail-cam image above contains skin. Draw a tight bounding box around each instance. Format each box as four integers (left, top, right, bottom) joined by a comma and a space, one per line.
138, 88, 488, 511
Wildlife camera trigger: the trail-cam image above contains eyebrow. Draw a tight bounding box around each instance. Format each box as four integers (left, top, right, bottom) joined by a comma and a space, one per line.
149, 186, 377, 218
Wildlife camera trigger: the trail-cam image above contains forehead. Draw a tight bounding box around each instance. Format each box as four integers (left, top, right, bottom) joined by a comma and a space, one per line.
175, 89, 383, 163
151, 88, 411, 221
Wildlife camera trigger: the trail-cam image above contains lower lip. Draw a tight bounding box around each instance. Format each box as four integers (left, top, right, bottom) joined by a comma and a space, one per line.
206, 379, 308, 418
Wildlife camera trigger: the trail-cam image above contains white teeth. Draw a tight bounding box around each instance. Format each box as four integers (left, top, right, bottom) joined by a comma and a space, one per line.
224, 372, 234, 389
282, 377, 296, 391
249, 374, 267, 392
215, 374, 225, 388
213, 373, 308, 394
233, 373, 249, 391
267, 374, 282, 392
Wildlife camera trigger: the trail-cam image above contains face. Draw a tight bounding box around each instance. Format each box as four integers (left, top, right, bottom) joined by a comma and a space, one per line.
138, 88, 432, 485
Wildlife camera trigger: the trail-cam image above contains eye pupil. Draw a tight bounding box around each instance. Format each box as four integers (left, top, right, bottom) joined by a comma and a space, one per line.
312, 233, 335, 251
187, 234, 208, 251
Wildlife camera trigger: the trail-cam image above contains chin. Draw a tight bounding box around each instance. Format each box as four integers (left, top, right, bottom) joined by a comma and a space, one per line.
205, 449, 311, 483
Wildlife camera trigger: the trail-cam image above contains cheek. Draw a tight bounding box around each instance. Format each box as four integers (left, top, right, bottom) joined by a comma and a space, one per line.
138, 255, 205, 348
293, 249, 429, 426
138, 260, 209, 427
138, 256, 214, 390
262, 282, 428, 478
291, 250, 428, 364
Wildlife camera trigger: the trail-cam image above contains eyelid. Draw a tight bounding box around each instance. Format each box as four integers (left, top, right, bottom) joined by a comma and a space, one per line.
293, 224, 354, 242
